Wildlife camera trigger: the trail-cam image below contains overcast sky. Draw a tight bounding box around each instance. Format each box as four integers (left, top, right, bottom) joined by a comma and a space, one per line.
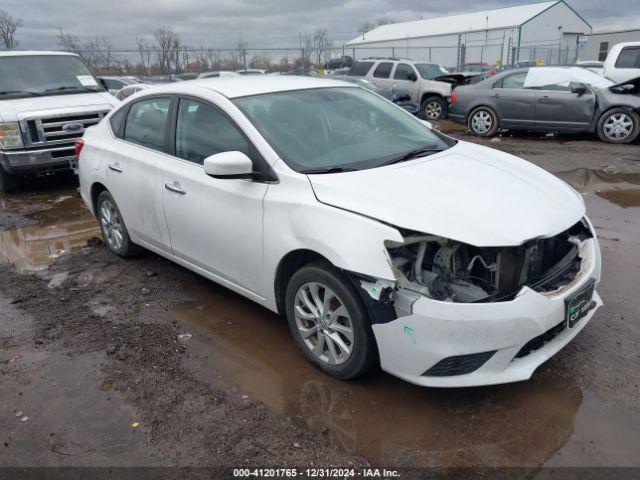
4, 0, 639, 50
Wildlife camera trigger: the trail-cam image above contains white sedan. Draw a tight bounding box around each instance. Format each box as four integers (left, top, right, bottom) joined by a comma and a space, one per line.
76, 76, 602, 387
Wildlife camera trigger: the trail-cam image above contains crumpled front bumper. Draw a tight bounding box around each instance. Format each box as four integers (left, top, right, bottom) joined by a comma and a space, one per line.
372, 237, 602, 387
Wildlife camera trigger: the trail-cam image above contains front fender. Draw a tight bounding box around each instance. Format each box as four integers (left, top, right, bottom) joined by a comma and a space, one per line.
262, 175, 402, 311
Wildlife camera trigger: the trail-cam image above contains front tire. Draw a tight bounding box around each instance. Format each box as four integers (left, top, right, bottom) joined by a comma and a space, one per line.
597, 108, 640, 144
0, 165, 20, 193
421, 96, 447, 121
285, 262, 377, 380
96, 191, 141, 257
468, 106, 499, 136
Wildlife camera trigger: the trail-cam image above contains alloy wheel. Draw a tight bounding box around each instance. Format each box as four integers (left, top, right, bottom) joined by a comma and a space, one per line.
99, 200, 124, 251
603, 112, 634, 141
424, 101, 442, 120
293, 282, 354, 366
471, 110, 493, 134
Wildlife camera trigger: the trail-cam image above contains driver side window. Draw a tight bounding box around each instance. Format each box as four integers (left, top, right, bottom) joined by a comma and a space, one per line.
175, 98, 251, 165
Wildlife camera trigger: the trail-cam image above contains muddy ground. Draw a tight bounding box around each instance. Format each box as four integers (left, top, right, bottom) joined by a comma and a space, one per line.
1, 127, 640, 477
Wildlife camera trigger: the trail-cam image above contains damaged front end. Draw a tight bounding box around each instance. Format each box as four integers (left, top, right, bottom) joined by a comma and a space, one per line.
384, 219, 593, 304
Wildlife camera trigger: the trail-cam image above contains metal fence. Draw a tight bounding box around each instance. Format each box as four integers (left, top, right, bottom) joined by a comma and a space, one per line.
66, 38, 582, 76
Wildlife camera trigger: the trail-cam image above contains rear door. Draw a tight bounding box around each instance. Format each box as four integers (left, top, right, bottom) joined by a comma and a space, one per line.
391, 63, 419, 102
369, 61, 394, 90
489, 72, 536, 128
104, 95, 173, 250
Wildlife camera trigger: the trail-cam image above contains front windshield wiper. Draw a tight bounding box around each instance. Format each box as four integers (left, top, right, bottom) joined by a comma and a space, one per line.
301, 166, 358, 174
0, 90, 43, 97
43, 86, 100, 94
380, 145, 445, 166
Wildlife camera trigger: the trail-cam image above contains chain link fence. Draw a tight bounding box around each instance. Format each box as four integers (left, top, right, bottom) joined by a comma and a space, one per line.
67, 38, 581, 76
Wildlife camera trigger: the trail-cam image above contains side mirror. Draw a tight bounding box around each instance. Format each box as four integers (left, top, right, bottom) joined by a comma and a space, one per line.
570, 82, 588, 96
408, 72, 418, 82
420, 119, 433, 129
97, 77, 109, 92
203, 151, 254, 179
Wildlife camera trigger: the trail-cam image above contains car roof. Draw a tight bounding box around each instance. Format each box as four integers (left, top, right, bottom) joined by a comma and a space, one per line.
0, 50, 78, 58
138, 75, 355, 99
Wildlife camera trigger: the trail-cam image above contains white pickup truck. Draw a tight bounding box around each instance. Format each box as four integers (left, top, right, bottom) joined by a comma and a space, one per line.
0, 51, 118, 193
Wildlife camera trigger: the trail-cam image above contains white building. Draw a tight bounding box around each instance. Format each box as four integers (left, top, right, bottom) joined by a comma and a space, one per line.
579, 28, 640, 62
345, 1, 592, 69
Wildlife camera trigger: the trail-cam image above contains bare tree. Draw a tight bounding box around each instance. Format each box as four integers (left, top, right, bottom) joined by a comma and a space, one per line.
0, 9, 22, 50
204, 49, 221, 71
313, 29, 333, 67
358, 17, 394, 34
136, 37, 152, 75
153, 27, 181, 76
301, 34, 314, 70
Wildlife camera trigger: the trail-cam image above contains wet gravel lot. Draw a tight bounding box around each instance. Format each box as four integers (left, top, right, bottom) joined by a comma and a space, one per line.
1, 126, 639, 476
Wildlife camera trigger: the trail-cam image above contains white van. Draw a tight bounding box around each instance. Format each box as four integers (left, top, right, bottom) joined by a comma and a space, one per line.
603, 42, 640, 83
0, 51, 118, 192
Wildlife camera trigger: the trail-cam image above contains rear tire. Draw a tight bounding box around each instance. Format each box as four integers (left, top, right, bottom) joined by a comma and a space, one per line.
421, 96, 447, 121
285, 262, 378, 380
96, 191, 142, 257
0, 165, 20, 193
597, 108, 640, 144
468, 106, 499, 136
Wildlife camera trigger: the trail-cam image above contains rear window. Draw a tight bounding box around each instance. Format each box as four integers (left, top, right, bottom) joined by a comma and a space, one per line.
348, 61, 374, 76
615, 47, 640, 69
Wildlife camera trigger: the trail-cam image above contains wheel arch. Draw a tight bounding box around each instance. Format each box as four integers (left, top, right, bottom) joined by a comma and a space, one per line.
273, 249, 334, 315
90, 182, 108, 216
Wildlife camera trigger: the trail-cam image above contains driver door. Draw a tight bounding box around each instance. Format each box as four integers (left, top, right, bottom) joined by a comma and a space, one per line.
161, 97, 268, 295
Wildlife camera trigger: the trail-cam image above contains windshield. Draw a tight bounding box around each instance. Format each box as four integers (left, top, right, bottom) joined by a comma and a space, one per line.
0, 55, 103, 99
233, 87, 453, 172
415, 63, 449, 79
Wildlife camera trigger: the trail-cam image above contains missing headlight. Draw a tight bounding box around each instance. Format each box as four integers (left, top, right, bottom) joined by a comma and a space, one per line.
386, 220, 592, 303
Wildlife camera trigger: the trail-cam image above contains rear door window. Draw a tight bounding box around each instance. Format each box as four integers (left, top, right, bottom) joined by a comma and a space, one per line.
494, 72, 527, 89
348, 61, 374, 76
373, 62, 393, 78
393, 63, 416, 80
123, 97, 171, 152
615, 47, 640, 69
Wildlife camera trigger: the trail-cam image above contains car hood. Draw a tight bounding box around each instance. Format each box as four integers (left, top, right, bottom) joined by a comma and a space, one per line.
308, 141, 585, 247
0, 92, 117, 122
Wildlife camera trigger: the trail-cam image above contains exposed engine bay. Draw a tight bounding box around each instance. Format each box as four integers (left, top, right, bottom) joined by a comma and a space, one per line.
385, 219, 592, 303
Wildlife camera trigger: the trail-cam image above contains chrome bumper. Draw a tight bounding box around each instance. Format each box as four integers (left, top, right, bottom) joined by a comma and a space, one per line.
0, 146, 75, 174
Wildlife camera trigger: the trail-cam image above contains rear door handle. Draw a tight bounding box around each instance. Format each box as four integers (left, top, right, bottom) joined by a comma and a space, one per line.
490, 93, 501, 98
108, 163, 123, 173
165, 182, 186, 195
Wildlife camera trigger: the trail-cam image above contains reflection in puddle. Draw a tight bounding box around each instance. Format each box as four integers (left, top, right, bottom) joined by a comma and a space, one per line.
0, 189, 100, 272
169, 294, 582, 468
556, 168, 640, 208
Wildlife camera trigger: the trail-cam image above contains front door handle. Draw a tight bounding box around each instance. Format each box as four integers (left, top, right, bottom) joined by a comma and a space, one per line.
490, 93, 501, 98
108, 163, 123, 173
165, 182, 186, 195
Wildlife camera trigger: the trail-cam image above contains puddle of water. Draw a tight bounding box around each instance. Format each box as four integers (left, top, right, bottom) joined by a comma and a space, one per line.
169, 288, 584, 468
0, 189, 100, 272
555, 168, 640, 209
